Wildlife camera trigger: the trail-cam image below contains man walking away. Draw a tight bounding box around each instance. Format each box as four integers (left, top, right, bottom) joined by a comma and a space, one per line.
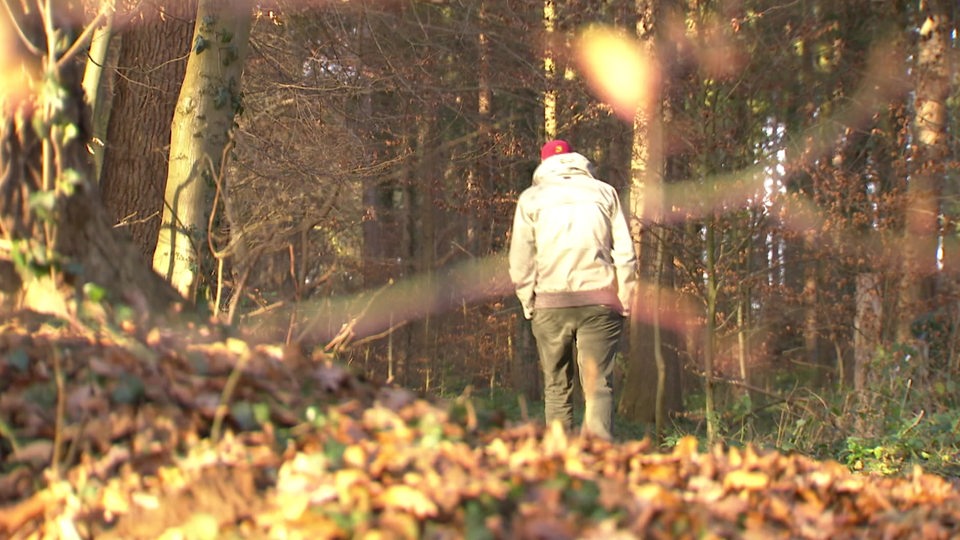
508, 139, 638, 440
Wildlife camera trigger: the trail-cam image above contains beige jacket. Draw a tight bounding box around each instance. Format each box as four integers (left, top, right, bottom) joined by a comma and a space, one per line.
508, 152, 638, 319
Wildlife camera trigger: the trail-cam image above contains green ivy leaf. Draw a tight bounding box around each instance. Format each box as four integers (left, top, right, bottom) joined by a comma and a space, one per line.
324, 439, 347, 467
114, 303, 135, 326
28, 191, 57, 220
221, 44, 238, 66
83, 282, 106, 303
6, 348, 30, 372
194, 35, 208, 54
61, 123, 80, 144
111, 374, 145, 404
213, 87, 230, 109
253, 402, 271, 425
60, 168, 83, 196
230, 401, 259, 431
42, 74, 67, 116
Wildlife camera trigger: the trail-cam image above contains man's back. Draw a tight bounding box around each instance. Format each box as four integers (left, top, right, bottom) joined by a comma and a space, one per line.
509, 151, 637, 318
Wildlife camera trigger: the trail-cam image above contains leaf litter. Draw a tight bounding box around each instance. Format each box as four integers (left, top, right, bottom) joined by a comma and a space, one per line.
1, 313, 960, 539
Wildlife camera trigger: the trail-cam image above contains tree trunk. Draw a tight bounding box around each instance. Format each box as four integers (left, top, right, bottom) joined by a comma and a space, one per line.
651, 229, 668, 438
411, 113, 438, 390
542, 0, 558, 140
468, 0, 494, 257
620, 0, 681, 428
898, 0, 950, 342
0, 0, 182, 319
99, 0, 197, 259
801, 228, 822, 374
920, 0, 958, 369
153, 0, 253, 299
853, 273, 882, 437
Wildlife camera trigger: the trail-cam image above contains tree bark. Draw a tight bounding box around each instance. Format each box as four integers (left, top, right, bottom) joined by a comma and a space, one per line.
853, 273, 882, 437
99, 0, 197, 260
153, 0, 253, 299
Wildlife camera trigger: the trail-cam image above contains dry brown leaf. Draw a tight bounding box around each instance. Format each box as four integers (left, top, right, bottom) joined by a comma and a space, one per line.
640, 462, 679, 485
673, 436, 700, 460
764, 494, 793, 525
376, 485, 438, 518
100, 480, 131, 520
335, 468, 371, 505
541, 421, 569, 456
631, 483, 680, 507
342, 443, 367, 468
723, 470, 770, 491
10, 439, 53, 468
376, 386, 416, 412
0, 468, 33, 502
0, 489, 56, 534
508, 438, 543, 471
314, 363, 350, 393
687, 475, 724, 502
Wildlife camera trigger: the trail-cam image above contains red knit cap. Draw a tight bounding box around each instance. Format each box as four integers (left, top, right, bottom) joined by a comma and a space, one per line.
540, 139, 571, 161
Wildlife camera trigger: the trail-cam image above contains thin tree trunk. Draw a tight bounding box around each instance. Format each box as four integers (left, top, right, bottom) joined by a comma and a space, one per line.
854, 273, 882, 436
704, 221, 719, 445
652, 227, 666, 439
802, 228, 821, 373
81, 10, 114, 185
460, 0, 490, 257
412, 113, 438, 390
153, 0, 252, 299
542, 0, 558, 139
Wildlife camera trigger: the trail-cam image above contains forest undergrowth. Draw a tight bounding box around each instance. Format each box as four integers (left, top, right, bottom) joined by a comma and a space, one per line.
3, 311, 960, 539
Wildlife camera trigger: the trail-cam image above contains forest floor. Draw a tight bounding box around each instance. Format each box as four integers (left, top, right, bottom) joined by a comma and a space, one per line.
2, 311, 960, 539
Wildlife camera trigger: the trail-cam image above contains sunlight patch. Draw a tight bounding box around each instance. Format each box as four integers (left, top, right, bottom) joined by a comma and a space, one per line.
574, 25, 660, 123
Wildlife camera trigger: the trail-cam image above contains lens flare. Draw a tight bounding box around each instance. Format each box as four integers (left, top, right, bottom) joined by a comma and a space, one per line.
575, 25, 660, 122
0, 16, 34, 109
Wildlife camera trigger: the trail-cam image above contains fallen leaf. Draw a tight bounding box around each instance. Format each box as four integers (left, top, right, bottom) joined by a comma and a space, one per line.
723, 470, 770, 491
377, 485, 438, 518
10, 439, 52, 468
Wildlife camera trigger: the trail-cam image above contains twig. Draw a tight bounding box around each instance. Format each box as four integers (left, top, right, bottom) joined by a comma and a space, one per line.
0, 416, 21, 454
314, 279, 394, 352
349, 319, 409, 348
207, 139, 235, 260
112, 210, 160, 228
55, 0, 116, 71
900, 409, 925, 437
213, 256, 224, 319
1, 1, 43, 56
243, 300, 285, 319
51, 348, 65, 479
211, 350, 250, 443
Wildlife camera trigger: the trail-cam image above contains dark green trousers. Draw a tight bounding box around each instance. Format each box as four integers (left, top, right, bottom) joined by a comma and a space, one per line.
531, 305, 623, 440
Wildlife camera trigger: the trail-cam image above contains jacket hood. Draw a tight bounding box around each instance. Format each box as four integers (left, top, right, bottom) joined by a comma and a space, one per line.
532, 152, 595, 185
